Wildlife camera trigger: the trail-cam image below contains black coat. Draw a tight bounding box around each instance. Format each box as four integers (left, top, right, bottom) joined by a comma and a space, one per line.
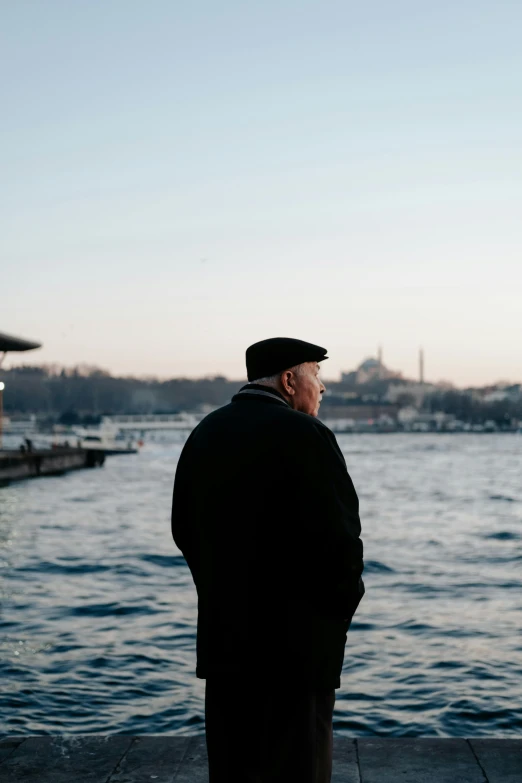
171, 385, 365, 689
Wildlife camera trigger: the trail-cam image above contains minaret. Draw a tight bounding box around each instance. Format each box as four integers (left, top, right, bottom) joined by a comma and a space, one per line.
419, 348, 424, 384
378, 345, 383, 379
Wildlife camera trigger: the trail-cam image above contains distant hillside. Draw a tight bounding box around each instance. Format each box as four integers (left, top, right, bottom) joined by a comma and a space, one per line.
2, 364, 521, 427
2, 365, 242, 420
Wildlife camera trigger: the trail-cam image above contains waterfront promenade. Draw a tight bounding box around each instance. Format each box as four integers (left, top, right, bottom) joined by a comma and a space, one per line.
1, 736, 520, 781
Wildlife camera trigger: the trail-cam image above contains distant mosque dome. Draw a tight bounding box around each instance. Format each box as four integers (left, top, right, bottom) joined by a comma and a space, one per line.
341, 348, 403, 385
358, 357, 381, 371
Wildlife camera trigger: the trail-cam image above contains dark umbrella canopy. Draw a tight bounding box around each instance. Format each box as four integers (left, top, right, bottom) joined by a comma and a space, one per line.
0, 332, 42, 352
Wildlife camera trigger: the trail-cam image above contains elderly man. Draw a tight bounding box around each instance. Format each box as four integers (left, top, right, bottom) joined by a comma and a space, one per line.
171, 337, 365, 783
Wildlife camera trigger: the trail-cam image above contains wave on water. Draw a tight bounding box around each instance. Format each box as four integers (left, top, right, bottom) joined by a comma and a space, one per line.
363, 560, 395, 573
18, 560, 112, 576
484, 531, 521, 540
68, 602, 153, 617
139, 554, 187, 568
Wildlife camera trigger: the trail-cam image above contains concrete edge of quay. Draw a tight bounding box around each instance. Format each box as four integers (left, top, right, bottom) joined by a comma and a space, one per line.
1, 735, 521, 782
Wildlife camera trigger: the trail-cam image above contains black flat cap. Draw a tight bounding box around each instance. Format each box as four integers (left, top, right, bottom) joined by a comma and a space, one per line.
246, 337, 328, 382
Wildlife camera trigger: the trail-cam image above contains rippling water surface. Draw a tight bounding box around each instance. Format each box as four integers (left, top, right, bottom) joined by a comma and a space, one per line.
1, 434, 521, 736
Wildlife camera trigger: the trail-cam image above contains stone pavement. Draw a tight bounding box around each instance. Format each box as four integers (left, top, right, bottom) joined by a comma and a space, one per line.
1, 736, 521, 782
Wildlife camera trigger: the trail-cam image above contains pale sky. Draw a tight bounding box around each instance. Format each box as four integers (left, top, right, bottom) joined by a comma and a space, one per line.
2, 1, 521, 386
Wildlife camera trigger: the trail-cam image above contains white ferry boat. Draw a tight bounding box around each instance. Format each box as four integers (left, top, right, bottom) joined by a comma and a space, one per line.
29, 426, 139, 455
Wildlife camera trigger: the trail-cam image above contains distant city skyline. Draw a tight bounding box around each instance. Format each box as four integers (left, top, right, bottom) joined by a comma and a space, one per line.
3, 335, 520, 389
2, 2, 520, 387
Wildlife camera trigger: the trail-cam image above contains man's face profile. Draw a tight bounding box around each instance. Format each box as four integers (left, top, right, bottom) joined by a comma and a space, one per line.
283, 362, 326, 417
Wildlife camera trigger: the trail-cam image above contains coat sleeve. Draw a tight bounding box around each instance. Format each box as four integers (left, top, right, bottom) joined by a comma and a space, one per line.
171, 437, 200, 584
285, 422, 365, 621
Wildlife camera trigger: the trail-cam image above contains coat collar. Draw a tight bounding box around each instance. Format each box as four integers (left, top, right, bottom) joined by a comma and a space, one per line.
232, 383, 290, 407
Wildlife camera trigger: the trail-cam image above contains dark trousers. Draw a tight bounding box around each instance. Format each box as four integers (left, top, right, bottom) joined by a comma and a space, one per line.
205, 676, 336, 783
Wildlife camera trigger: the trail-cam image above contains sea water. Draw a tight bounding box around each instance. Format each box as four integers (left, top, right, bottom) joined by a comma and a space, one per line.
1, 434, 521, 736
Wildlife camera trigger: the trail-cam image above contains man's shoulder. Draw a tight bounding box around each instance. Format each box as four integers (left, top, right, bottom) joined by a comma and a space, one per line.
259, 408, 341, 455
289, 413, 345, 461
289, 409, 334, 436
183, 404, 234, 441
188, 399, 336, 441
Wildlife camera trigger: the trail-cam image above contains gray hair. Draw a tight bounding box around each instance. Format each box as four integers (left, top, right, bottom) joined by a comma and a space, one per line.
250, 363, 306, 386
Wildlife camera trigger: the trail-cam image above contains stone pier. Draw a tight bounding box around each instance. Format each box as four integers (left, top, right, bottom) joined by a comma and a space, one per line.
0, 447, 104, 484
1, 736, 520, 782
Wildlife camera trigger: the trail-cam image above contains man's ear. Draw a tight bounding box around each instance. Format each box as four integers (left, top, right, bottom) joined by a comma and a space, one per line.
281, 370, 296, 395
